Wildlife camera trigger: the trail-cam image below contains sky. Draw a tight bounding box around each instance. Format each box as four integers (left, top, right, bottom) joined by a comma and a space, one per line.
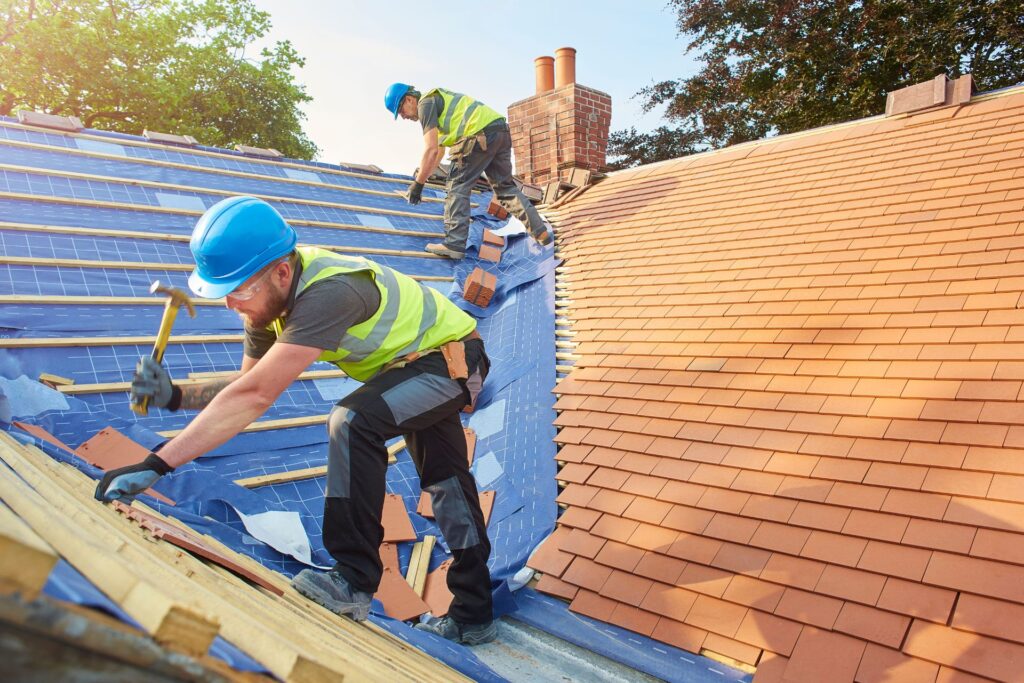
248, 0, 700, 173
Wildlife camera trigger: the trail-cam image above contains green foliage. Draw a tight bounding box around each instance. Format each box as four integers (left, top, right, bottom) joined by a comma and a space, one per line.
610, 0, 1024, 169
0, 0, 317, 159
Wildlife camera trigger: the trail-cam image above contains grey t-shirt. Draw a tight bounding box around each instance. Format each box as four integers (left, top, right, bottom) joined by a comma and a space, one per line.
243, 269, 381, 358
418, 93, 442, 135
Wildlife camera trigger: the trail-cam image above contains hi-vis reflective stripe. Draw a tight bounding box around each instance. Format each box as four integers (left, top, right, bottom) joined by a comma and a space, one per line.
277, 246, 475, 382
336, 266, 401, 362
454, 101, 481, 140
440, 93, 462, 134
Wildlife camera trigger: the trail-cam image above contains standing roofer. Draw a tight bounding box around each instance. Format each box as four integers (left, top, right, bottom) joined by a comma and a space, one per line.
384, 82, 552, 259
95, 196, 497, 645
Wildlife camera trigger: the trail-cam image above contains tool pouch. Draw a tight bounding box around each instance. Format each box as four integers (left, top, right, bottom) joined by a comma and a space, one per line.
440, 341, 469, 381
448, 137, 472, 163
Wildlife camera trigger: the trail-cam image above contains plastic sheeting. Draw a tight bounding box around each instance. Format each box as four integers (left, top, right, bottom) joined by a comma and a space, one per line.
0, 118, 744, 682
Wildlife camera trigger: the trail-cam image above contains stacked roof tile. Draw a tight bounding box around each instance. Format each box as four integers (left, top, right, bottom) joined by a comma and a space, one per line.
534, 85, 1024, 681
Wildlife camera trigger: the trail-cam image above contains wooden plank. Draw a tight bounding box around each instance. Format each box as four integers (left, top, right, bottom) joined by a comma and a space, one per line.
0, 334, 242, 349
0, 221, 452, 265
0, 120, 414, 188
234, 441, 404, 488
157, 414, 327, 438
0, 441, 219, 658
406, 535, 436, 598
60, 369, 346, 395
0, 294, 221, 306
0, 254, 451, 279
0, 500, 58, 596
38, 372, 74, 387
0, 136, 457, 206
0, 435, 457, 682
0, 593, 260, 683
0, 183, 441, 222
38, 441, 462, 681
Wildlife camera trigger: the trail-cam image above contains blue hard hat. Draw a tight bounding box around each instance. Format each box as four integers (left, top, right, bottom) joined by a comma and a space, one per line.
384, 82, 413, 119
188, 196, 297, 299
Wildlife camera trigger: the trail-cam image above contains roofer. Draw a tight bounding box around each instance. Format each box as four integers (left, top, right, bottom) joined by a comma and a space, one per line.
95, 196, 497, 645
385, 82, 552, 259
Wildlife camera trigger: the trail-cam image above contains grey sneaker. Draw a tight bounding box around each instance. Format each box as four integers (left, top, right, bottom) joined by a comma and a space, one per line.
415, 616, 497, 645
425, 243, 466, 260
292, 569, 372, 621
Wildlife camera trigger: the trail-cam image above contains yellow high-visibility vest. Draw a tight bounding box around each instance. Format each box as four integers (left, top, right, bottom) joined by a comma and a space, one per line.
269, 247, 476, 381
423, 87, 504, 147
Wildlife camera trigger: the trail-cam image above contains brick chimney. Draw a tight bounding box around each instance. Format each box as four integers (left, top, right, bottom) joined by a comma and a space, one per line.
507, 47, 611, 186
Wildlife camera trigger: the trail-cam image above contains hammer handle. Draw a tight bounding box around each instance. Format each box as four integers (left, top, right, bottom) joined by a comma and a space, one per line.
131, 302, 181, 416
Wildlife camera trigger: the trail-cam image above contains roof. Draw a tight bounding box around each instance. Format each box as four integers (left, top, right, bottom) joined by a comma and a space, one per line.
535, 84, 1024, 681
0, 116, 562, 680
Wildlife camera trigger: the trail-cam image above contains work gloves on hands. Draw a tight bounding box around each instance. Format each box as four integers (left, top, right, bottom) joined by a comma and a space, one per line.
94, 453, 174, 502
405, 181, 424, 205
131, 356, 181, 410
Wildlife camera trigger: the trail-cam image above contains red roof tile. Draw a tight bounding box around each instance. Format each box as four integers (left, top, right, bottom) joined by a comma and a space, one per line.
783, 627, 866, 682
541, 87, 1024, 677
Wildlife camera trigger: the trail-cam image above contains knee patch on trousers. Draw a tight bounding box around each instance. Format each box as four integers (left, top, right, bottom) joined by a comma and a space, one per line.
326, 405, 357, 498
425, 476, 480, 550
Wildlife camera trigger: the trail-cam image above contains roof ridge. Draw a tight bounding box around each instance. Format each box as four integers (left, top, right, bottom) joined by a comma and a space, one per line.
607, 82, 1024, 179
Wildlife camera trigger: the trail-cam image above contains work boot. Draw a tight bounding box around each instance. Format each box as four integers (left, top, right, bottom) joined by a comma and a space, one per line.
532, 228, 553, 246
415, 616, 497, 645
425, 243, 466, 260
292, 568, 372, 621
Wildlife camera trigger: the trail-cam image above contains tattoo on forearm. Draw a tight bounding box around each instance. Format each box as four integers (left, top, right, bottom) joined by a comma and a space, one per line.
180, 377, 236, 410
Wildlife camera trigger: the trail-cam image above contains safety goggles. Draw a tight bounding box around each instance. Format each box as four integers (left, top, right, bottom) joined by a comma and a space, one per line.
227, 262, 277, 301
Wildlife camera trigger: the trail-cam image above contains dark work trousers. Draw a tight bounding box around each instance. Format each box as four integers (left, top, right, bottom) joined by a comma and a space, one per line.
443, 121, 547, 253
322, 338, 493, 624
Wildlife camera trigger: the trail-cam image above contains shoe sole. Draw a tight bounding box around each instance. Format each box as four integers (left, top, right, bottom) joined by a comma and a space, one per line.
460, 630, 497, 645
414, 622, 497, 645
292, 577, 370, 622
459, 624, 498, 646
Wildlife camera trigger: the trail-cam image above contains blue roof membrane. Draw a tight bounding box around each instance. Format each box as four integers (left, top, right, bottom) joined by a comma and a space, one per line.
0, 118, 746, 682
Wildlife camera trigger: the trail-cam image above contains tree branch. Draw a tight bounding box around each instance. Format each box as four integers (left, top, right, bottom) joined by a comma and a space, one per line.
83, 110, 137, 127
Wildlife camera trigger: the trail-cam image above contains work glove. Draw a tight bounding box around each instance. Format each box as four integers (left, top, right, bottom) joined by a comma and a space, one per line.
405, 181, 424, 205
131, 356, 180, 410
94, 453, 174, 502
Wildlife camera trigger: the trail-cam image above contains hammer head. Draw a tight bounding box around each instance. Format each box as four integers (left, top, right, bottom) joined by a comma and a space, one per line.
150, 280, 196, 318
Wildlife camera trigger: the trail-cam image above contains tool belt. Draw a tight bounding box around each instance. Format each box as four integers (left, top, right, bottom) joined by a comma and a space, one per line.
448, 133, 487, 163
382, 329, 483, 402
381, 329, 483, 412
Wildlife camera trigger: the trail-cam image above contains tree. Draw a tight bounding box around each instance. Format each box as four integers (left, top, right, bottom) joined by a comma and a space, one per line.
0, 0, 318, 159
609, 0, 1024, 169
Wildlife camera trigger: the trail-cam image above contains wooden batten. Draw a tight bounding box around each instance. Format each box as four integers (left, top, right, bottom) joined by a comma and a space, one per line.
0, 433, 466, 681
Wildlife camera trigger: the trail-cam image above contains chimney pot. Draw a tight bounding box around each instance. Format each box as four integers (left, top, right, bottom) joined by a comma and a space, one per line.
554, 47, 576, 88
534, 56, 554, 94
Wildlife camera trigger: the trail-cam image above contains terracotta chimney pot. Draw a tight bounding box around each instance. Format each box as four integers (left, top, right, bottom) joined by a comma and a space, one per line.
554, 47, 576, 88
534, 56, 554, 94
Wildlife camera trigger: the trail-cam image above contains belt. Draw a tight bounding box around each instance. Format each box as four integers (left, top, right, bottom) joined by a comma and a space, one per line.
381, 329, 481, 374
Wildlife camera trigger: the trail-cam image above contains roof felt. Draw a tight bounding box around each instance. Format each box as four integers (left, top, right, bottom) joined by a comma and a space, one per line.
0, 115, 563, 680
538, 85, 1024, 681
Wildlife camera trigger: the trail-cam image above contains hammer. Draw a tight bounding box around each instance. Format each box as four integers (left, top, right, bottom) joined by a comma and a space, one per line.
131, 281, 196, 416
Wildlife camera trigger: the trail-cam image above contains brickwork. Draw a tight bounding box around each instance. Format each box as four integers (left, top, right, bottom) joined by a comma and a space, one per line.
508, 84, 611, 186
